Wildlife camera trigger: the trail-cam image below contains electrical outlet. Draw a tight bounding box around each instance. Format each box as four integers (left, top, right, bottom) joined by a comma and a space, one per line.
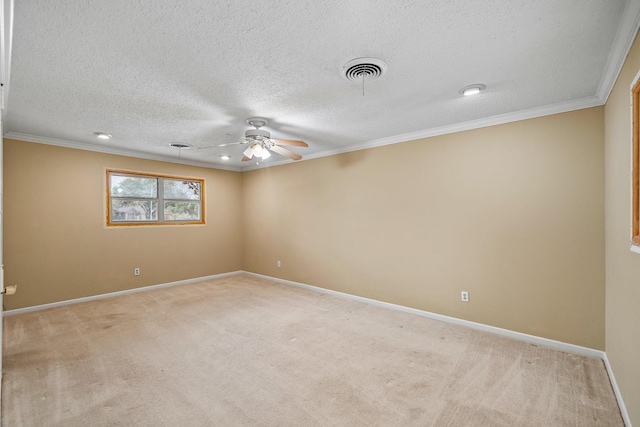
134, 268, 140, 276
461, 291, 469, 302
277, 260, 281, 268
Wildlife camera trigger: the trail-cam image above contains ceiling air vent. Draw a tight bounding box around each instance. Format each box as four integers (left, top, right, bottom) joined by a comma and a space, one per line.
340, 57, 388, 82
169, 143, 192, 149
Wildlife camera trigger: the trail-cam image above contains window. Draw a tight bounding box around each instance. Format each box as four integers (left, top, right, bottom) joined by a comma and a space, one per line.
633, 77, 640, 247
107, 170, 204, 226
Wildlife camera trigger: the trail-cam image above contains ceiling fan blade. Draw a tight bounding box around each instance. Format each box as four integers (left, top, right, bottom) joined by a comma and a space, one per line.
218, 141, 248, 147
270, 145, 302, 161
241, 155, 252, 162
197, 141, 246, 149
272, 139, 308, 147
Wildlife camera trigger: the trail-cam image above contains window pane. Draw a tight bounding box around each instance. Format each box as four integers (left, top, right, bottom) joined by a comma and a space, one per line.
164, 201, 201, 221
111, 199, 158, 221
107, 170, 204, 226
111, 175, 157, 198
164, 179, 200, 200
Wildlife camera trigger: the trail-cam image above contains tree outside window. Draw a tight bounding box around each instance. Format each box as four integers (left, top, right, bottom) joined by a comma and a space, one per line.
107, 170, 204, 226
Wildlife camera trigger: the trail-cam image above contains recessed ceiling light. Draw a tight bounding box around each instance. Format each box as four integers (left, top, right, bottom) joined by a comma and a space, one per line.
219, 155, 231, 160
94, 132, 112, 140
169, 143, 192, 149
459, 84, 486, 96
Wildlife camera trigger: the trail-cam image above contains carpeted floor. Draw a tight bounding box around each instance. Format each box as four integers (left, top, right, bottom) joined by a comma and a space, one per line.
2, 274, 623, 426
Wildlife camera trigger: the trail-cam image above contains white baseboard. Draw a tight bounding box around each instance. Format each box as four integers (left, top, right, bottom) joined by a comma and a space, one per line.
246, 272, 632, 425
2, 271, 244, 317
603, 353, 632, 427
245, 272, 604, 357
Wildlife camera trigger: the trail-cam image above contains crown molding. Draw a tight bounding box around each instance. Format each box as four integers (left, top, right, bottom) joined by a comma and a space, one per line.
5, 95, 605, 174
597, 0, 640, 102
240, 95, 603, 172
3, 132, 242, 172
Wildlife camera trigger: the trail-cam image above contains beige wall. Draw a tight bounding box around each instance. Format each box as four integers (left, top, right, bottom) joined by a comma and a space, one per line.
3, 139, 243, 310
604, 32, 640, 423
4, 108, 607, 350
4, 100, 617, 404
242, 108, 605, 350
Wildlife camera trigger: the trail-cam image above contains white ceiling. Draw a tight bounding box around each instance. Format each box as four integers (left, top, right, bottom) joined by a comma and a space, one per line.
4, 0, 640, 171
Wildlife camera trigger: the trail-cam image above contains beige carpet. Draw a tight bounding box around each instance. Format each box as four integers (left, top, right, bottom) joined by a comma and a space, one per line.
2, 274, 623, 426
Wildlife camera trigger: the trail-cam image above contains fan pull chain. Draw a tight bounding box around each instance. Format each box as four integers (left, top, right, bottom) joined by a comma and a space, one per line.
362, 73, 365, 96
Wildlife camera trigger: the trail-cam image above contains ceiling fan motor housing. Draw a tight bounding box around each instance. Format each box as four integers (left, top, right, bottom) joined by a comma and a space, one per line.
245, 128, 270, 141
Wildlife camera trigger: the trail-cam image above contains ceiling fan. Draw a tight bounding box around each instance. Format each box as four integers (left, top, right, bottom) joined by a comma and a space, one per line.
201, 118, 309, 162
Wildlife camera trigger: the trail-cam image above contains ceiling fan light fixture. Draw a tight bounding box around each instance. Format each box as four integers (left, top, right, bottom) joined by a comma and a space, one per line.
460, 84, 486, 96
243, 146, 254, 159
237, 116, 308, 163
242, 143, 272, 160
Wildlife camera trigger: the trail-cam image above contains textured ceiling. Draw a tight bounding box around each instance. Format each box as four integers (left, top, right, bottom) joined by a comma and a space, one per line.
5, 0, 640, 170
